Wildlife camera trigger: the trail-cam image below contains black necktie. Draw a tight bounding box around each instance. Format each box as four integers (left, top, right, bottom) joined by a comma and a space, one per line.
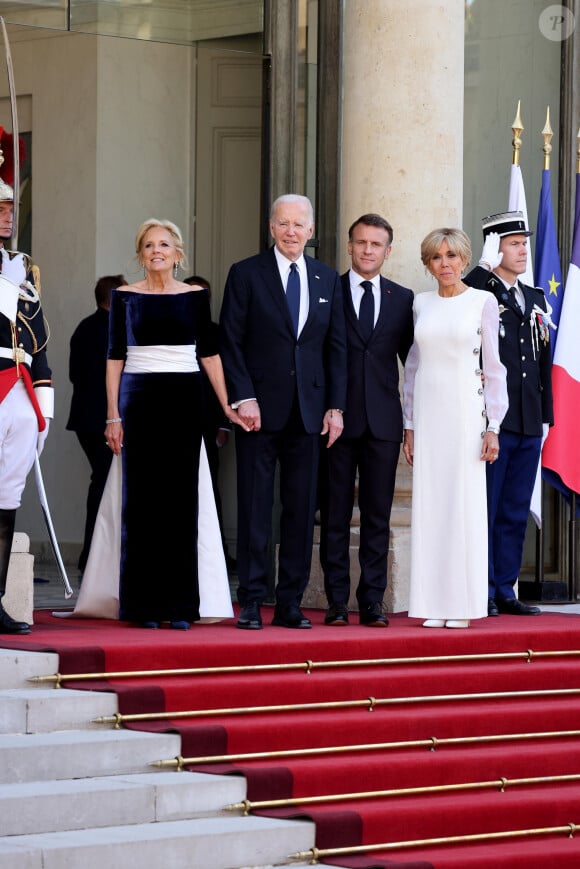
510, 285, 523, 313
287, 263, 300, 335
359, 280, 375, 342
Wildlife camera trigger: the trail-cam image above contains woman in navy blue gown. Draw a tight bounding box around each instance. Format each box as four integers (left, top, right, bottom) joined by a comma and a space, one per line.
104, 219, 246, 630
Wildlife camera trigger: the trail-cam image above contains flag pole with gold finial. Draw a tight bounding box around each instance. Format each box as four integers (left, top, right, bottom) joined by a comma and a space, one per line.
511, 100, 524, 166
542, 106, 553, 172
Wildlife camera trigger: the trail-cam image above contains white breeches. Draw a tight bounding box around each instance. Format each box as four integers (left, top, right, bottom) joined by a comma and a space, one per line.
0, 379, 38, 509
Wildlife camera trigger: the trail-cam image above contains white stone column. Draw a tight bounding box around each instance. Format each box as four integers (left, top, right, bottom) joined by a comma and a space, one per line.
340, 0, 465, 285
338, 0, 465, 612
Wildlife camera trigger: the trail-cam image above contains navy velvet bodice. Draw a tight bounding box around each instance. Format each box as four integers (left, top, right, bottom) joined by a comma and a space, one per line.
108, 290, 216, 360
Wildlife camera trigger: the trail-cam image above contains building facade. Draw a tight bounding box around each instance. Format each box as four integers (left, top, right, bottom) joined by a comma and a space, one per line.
0, 0, 577, 600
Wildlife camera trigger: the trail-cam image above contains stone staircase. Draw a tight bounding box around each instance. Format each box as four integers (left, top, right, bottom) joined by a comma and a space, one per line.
0, 647, 341, 869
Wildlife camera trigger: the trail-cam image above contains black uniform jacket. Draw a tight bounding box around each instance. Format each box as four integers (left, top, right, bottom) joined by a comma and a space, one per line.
0, 251, 51, 388
465, 265, 553, 437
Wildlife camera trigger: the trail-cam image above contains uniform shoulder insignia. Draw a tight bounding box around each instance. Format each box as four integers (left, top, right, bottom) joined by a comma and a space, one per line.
31, 264, 41, 296
534, 285, 546, 296
488, 276, 499, 288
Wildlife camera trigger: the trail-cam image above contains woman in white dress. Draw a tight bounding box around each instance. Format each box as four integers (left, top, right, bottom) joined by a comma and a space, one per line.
402, 228, 508, 629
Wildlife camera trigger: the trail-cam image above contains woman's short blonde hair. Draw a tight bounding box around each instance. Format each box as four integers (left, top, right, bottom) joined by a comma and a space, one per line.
420, 227, 471, 268
135, 218, 187, 269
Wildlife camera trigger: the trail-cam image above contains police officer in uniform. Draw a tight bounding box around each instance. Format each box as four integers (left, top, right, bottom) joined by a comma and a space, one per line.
0, 149, 53, 634
466, 211, 553, 616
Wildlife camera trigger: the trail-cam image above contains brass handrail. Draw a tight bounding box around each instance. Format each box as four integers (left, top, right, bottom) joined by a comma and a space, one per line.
95, 687, 580, 728
290, 822, 578, 863
150, 728, 580, 770
29, 648, 580, 688
227, 773, 580, 814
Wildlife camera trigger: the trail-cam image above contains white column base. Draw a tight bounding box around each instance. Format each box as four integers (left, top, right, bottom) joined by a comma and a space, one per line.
3, 532, 34, 625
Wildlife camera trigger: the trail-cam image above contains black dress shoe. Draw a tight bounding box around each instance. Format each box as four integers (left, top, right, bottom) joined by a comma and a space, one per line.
0, 604, 31, 635
487, 598, 499, 617
325, 604, 349, 626
272, 606, 312, 629
237, 601, 262, 630
359, 602, 389, 627
496, 598, 541, 616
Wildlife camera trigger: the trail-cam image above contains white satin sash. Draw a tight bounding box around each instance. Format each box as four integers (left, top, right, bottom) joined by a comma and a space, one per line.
124, 344, 200, 374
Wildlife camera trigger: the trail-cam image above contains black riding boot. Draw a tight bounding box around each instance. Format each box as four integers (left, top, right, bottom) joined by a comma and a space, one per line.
0, 508, 31, 634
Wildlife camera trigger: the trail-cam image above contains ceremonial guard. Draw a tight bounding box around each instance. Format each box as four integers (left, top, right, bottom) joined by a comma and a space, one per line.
466, 210, 553, 616
0, 132, 53, 634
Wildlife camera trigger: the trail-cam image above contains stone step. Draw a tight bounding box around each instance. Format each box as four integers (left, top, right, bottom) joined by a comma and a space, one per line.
0, 729, 182, 784
0, 814, 315, 869
0, 649, 59, 689
312, 500, 411, 544
0, 771, 246, 836
0, 688, 118, 734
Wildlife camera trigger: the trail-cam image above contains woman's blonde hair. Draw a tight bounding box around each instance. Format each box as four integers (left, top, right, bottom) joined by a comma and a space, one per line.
420, 227, 471, 268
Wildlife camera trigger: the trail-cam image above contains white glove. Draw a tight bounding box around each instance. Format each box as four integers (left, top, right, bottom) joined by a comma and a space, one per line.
542, 422, 550, 445
37, 420, 50, 457
0, 250, 27, 285
479, 232, 503, 271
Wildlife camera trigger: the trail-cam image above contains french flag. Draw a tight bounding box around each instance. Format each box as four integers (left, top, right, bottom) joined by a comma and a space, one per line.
542, 172, 580, 496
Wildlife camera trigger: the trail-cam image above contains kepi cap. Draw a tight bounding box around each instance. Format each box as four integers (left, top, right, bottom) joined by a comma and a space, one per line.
482, 210, 533, 239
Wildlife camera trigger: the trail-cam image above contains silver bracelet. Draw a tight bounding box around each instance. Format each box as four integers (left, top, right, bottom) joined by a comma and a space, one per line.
106, 417, 122, 424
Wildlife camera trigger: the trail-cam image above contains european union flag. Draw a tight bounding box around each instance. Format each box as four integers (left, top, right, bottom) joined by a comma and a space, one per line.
535, 168, 563, 359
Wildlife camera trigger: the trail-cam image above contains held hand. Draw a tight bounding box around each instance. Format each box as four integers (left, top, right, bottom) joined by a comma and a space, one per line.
225, 407, 252, 432
235, 399, 261, 432
37, 419, 50, 457
481, 431, 499, 463
105, 421, 123, 456
479, 232, 503, 271
321, 409, 344, 447
403, 429, 414, 466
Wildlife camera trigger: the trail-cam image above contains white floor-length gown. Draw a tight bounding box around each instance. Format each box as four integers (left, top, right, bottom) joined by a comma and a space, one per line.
403, 288, 508, 621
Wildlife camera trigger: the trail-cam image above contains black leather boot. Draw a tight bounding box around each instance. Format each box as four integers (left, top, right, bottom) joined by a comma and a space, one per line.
0, 508, 31, 634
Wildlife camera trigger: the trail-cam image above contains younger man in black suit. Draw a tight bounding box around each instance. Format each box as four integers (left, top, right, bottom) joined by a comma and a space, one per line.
320, 214, 414, 626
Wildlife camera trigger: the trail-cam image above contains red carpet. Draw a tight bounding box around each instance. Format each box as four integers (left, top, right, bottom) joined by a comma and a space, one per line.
4, 606, 580, 868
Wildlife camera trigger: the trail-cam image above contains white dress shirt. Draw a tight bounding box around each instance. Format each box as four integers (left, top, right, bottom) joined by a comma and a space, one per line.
349, 269, 380, 328
274, 246, 309, 336
497, 275, 525, 312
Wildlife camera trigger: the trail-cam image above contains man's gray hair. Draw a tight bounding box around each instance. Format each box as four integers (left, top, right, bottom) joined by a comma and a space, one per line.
270, 194, 314, 224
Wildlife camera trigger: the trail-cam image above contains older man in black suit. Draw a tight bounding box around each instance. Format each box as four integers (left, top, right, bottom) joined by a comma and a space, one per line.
319, 214, 414, 626
220, 194, 347, 630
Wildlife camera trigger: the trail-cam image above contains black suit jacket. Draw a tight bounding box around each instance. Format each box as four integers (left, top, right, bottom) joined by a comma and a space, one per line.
341, 272, 414, 441
465, 266, 553, 437
219, 248, 347, 433
66, 307, 109, 434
